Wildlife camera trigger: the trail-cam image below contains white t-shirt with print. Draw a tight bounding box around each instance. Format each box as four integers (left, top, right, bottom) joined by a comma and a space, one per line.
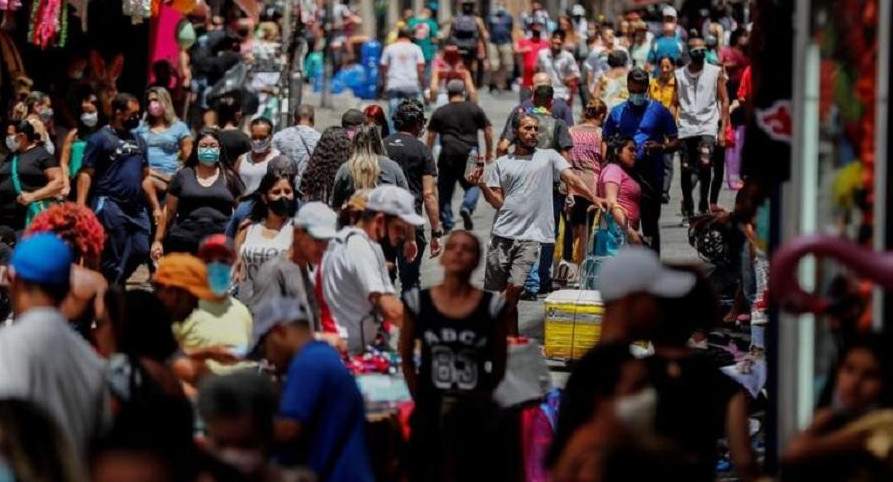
321, 227, 396, 354
380, 41, 425, 93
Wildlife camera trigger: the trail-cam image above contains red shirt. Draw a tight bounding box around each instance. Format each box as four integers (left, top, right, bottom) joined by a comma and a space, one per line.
518, 37, 549, 88
737, 66, 752, 102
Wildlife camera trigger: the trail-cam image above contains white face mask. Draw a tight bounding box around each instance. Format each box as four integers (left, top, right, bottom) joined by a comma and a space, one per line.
614, 387, 658, 435
216, 448, 265, 474
80, 111, 99, 128
5, 135, 18, 152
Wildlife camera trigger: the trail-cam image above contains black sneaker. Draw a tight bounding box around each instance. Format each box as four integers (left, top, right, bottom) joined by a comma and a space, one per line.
520, 290, 538, 301
460, 209, 474, 230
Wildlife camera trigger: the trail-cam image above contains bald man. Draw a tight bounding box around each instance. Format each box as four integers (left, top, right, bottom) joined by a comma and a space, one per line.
498, 72, 574, 155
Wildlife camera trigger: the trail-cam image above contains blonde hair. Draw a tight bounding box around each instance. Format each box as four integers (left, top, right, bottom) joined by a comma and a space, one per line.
348, 125, 383, 190
145, 86, 178, 126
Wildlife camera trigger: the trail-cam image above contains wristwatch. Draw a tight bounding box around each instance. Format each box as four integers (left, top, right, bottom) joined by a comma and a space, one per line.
431, 229, 444, 238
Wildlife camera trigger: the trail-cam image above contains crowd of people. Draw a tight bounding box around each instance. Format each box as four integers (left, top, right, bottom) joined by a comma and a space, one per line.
0, 2, 889, 482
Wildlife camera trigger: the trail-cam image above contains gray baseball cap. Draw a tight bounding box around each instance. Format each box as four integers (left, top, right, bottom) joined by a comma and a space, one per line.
248, 298, 310, 358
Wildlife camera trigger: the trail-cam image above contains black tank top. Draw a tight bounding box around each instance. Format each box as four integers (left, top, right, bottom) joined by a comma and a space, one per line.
416, 289, 501, 403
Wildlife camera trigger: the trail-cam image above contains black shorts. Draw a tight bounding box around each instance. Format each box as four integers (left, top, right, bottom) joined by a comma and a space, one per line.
568, 196, 594, 226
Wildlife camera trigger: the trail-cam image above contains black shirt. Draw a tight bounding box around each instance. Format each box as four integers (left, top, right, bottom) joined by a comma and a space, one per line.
384, 133, 437, 214
0, 146, 58, 230
645, 353, 742, 481
82, 127, 149, 210
427, 101, 490, 163
167, 166, 242, 245
218, 129, 251, 169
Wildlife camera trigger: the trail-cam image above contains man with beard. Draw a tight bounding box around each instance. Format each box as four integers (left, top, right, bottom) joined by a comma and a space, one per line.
602, 68, 680, 254
470, 114, 599, 334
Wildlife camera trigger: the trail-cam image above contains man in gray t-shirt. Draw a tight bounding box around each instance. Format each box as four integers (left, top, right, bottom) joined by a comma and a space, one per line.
471, 114, 599, 334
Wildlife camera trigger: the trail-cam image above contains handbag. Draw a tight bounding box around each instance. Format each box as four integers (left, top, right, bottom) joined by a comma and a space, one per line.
593, 208, 627, 257
10, 155, 54, 226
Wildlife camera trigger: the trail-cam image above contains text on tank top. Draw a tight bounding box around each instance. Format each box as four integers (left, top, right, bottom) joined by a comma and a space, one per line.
240, 221, 293, 282
417, 289, 499, 400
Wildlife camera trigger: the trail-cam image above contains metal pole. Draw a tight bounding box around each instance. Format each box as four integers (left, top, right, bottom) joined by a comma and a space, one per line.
321, 1, 334, 108
280, 0, 294, 128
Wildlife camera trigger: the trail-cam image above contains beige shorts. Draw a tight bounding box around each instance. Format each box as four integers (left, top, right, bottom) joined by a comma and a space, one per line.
488, 42, 514, 72
484, 235, 540, 292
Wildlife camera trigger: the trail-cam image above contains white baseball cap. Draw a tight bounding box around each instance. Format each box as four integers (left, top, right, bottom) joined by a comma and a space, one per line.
571, 4, 585, 16
598, 246, 696, 303
366, 185, 426, 226
662, 6, 677, 18
294, 202, 338, 240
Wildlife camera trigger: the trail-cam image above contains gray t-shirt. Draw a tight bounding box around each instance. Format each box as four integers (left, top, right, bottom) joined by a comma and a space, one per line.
330, 156, 410, 208
487, 148, 570, 243
0, 307, 110, 458
248, 255, 319, 328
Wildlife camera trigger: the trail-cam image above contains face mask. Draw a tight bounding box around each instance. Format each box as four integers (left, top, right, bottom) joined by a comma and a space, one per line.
123, 115, 141, 130
39, 108, 53, 122
80, 111, 98, 128
148, 101, 165, 118
268, 197, 296, 217
689, 48, 707, 63
198, 147, 220, 164
206, 261, 232, 297
614, 387, 657, 435
5, 135, 18, 152
216, 448, 265, 475
628, 92, 647, 106
0, 459, 15, 482
251, 138, 271, 153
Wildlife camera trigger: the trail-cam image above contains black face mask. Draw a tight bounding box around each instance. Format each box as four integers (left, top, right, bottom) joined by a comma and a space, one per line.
269, 198, 296, 217
122, 115, 140, 131
689, 49, 706, 64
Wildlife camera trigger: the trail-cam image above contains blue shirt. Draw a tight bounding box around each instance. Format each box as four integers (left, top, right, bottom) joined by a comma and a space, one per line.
135, 121, 191, 175
648, 37, 684, 64
486, 12, 513, 44
82, 126, 148, 209
603, 100, 678, 183
278, 341, 373, 482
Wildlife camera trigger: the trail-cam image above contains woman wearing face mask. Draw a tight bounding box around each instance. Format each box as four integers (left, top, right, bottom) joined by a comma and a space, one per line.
152, 129, 244, 259
720, 28, 750, 98
235, 117, 281, 195
400, 230, 509, 481
0, 120, 64, 231
783, 334, 893, 481
597, 136, 642, 244
233, 172, 296, 300
60, 92, 103, 198
24, 91, 56, 156
135, 87, 193, 202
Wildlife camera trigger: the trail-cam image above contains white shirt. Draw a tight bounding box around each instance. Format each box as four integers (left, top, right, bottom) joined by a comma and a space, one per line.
487, 148, 570, 244
0, 307, 110, 458
237, 148, 282, 194
321, 227, 395, 354
380, 40, 425, 93
675, 64, 722, 139
536, 48, 581, 101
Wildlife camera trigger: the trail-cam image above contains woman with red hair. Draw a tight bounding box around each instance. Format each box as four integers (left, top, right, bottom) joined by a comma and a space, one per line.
363, 104, 391, 138
26, 202, 108, 341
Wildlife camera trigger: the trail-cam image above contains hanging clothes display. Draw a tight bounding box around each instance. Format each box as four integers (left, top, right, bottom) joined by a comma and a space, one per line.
28, 0, 68, 49
0, 0, 22, 11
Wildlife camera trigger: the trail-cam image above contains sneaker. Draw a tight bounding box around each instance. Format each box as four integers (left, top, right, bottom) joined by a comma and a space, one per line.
520, 291, 538, 301
460, 209, 473, 230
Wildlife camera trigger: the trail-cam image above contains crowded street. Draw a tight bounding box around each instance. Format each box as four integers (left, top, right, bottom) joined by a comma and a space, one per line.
1, 0, 892, 481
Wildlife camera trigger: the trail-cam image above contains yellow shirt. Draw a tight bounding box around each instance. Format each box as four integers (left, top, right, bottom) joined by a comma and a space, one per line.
649, 77, 677, 112
173, 297, 254, 374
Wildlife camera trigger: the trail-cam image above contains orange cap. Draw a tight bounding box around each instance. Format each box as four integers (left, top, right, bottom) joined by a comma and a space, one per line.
154, 253, 215, 300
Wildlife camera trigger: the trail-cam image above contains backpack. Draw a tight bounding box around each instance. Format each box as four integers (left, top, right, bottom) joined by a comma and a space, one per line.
451, 15, 479, 50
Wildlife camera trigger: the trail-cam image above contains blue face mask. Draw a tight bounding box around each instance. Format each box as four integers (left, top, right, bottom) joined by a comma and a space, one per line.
197, 147, 220, 165
206, 261, 232, 297
628, 92, 647, 106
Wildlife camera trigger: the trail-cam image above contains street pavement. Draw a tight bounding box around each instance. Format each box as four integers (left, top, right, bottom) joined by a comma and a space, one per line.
304, 88, 736, 343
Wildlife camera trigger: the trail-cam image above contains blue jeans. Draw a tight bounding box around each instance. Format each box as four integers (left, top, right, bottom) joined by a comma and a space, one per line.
387, 89, 421, 133
438, 163, 480, 231
524, 191, 564, 293
226, 199, 255, 238
94, 197, 150, 285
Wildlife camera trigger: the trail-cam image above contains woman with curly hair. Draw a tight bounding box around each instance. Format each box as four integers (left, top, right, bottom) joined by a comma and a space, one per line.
300, 126, 351, 203
26, 202, 108, 340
